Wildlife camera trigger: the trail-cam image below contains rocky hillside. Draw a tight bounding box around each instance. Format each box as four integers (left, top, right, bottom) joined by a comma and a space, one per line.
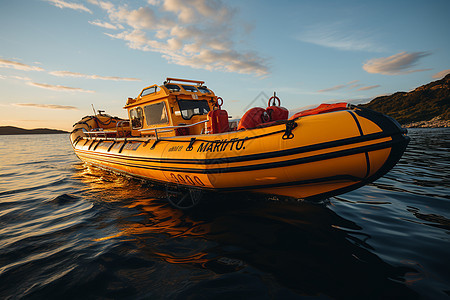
360, 74, 450, 125
0, 126, 68, 135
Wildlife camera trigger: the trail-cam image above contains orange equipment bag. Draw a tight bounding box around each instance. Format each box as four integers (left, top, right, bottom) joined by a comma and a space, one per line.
289, 103, 348, 120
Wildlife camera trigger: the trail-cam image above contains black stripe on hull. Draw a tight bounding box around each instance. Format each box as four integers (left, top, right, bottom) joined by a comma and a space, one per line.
73, 129, 402, 166
76, 137, 402, 175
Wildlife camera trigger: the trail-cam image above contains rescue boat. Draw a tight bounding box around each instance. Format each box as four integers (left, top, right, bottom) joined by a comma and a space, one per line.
70, 77, 409, 208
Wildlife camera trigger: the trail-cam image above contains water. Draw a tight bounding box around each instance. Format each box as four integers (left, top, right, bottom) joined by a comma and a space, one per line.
0, 129, 449, 299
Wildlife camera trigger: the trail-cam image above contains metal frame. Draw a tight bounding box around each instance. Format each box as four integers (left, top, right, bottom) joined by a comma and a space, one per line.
84, 120, 208, 142
139, 120, 208, 140
166, 77, 205, 86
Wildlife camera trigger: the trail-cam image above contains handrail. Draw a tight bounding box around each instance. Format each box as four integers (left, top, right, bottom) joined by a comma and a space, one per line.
84, 120, 207, 140
83, 135, 154, 142
86, 130, 107, 139
86, 121, 131, 139
139, 120, 208, 139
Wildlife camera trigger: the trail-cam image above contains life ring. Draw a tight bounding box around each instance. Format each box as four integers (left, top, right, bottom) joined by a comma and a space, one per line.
216, 97, 223, 109
268, 94, 281, 107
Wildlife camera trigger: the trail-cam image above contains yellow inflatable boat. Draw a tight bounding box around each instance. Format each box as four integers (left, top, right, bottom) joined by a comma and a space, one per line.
70, 77, 409, 208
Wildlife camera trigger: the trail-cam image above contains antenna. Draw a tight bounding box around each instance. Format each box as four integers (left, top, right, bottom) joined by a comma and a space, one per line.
91, 104, 97, 117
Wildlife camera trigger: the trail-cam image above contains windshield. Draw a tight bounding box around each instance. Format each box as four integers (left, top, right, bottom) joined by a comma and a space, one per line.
182, 85, 198, 92
197, 86, 211, 94
141, 86, 160, 97
164, 84, 181, 92
177, 100, 210, 120
144, 102, 168, 126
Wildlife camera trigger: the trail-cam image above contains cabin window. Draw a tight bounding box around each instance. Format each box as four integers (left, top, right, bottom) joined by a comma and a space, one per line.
197, 86, 211, 94
144, 102, 169, 126
164, 84, 180, 92
141, 86, 160, 97
177, 100, 210, 120
182, 85, 198, 92
130, 107, 144, 129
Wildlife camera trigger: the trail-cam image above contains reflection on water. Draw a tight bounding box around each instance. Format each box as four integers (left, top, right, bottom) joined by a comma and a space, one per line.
58, 163, 419, 298
406, 206, 450, 231
0, 130, 449, 299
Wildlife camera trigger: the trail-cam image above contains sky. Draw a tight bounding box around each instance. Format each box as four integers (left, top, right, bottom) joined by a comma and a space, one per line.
1, 0, 449, 131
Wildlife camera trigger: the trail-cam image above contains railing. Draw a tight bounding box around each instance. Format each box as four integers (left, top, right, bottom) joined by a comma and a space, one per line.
85, 120, 131, 139
84, 120, 207, 141
139, 120, 208, 140
86, 129, 107, 139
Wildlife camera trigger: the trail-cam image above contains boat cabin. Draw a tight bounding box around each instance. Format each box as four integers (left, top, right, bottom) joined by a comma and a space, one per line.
77, 77, 357, 147
85, 77, 292, 140
124, 77, 222, 137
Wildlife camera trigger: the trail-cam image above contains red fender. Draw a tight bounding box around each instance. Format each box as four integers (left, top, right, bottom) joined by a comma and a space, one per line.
266, 106, 289, 121
237, 107, 266, 130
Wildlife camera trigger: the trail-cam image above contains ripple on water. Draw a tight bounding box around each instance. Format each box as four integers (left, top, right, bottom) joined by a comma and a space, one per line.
0, 130, 449, 299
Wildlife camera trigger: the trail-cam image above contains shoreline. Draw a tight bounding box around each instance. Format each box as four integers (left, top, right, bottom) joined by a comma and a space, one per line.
402, 116, 450, 128
0, 126, 68, 135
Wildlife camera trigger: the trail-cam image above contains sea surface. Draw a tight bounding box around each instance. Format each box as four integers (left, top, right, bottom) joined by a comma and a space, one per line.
0, 129, 449, 299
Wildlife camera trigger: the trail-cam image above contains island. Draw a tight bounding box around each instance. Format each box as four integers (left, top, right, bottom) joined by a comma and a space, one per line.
360, 74, 450, 128
0, 126, 68, 135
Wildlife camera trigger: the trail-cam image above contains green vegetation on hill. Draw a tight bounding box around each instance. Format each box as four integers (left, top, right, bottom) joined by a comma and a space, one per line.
360, 74, 450, 124
0, 126, 68, 135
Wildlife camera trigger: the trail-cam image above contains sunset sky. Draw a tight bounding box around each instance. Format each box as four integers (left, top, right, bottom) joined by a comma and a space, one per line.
1, 0, 449, 131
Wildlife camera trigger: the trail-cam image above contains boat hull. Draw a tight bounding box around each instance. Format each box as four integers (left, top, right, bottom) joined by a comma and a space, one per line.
71, 107, 409, 200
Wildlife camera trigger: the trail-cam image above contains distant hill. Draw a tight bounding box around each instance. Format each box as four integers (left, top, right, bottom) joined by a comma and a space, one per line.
0, 126, 68, 135
360, 74, 450, 124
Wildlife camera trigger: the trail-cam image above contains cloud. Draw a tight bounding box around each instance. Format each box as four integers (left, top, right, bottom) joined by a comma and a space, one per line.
348, 83, 362, 89
93, 0, 268, 76
0, 58, 45, 71
14, 103, 78, 110
317, 81, 381, 94
45, 0, 92, 13
317, 80, 360, 93
163, 0, 234, 23
363, 51, 432, 75
298, 23, 384, 52
317, 84, 347, 93
432, 69, 450, 79
27, 82, 95, 93
49, 70, 140, 81
89, 20, 123, 30
105, 30, 152, 50
106, 6, 163, 30
1, 57, 141, 94
10, 75, 33, 81
147, 0, 161, 5
164, 49, 268, 76
357, 85, 380, 91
